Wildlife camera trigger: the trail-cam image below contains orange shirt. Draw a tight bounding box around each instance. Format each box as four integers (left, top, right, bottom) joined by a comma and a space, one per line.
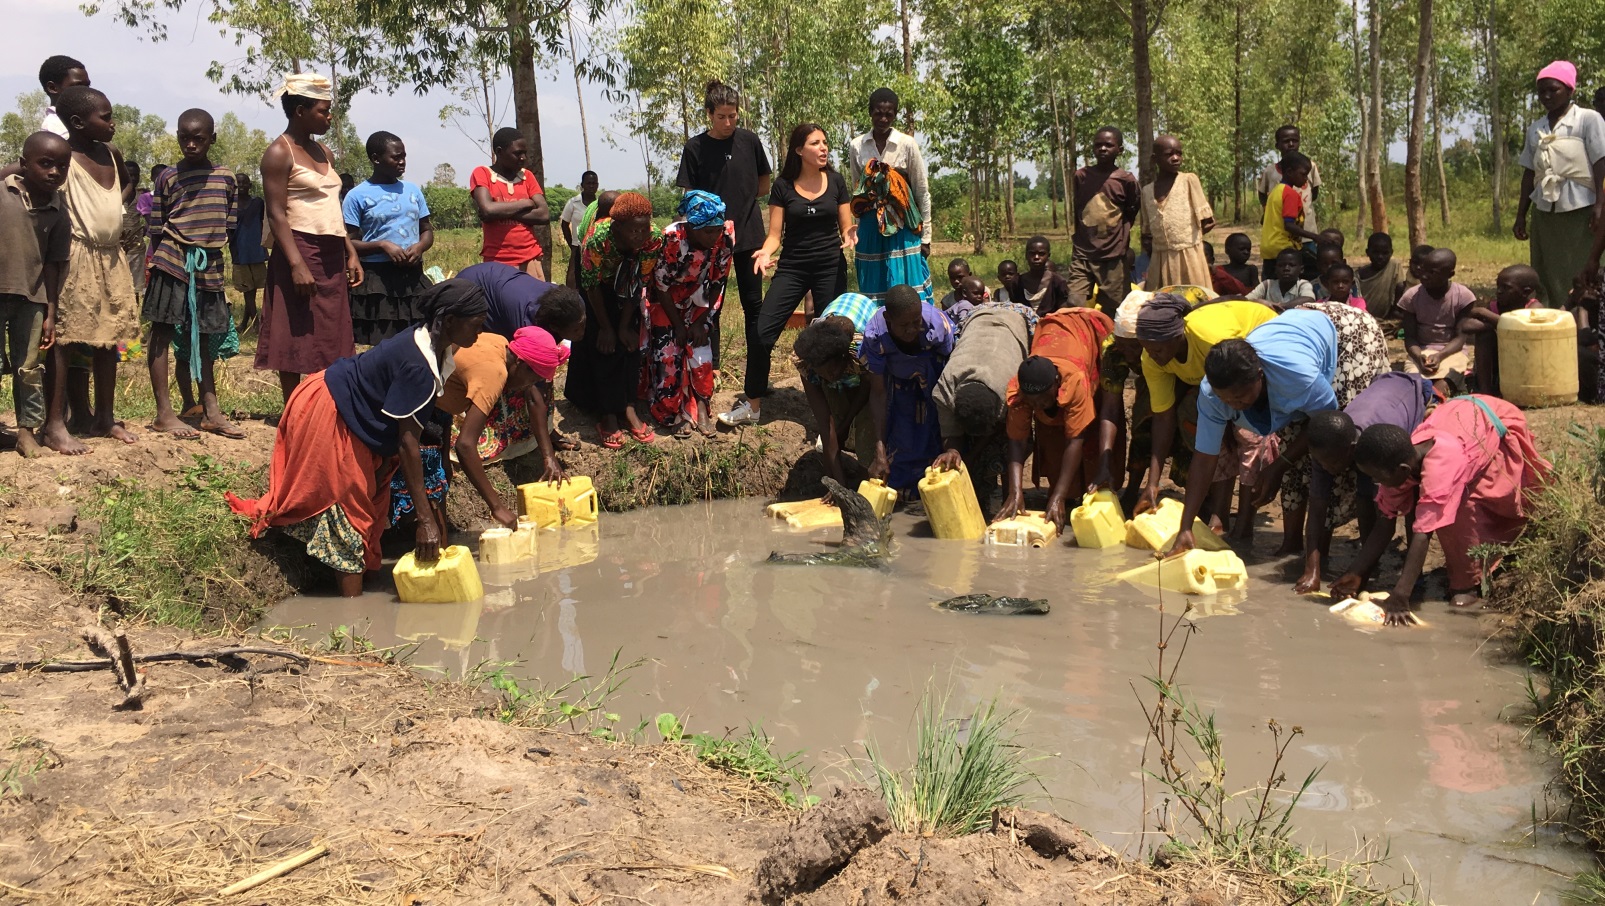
1004, 308, 1113, 441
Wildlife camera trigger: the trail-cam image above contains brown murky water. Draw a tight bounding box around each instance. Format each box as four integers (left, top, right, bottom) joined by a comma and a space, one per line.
266, 500, 1592, 903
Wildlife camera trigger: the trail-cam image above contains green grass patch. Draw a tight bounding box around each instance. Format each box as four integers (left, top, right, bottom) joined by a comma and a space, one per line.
655, 714, 816, 809
861, 691, 1042, 836
35, 454, 267, 629
567, 436, 788, 511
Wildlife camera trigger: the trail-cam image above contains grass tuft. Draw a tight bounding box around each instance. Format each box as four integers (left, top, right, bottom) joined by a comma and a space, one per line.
466, 648, 642, 737
861, 690, 1042, 836
656, 714, 817, 808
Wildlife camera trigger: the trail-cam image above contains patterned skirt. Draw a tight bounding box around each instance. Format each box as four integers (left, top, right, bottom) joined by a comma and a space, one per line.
854, 219, 935, 307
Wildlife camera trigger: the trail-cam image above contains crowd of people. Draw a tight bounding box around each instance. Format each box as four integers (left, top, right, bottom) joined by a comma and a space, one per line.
0, 52, 1588, 625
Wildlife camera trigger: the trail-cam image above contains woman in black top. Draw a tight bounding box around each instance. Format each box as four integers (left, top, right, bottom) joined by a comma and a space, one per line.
676, 80, 772, 373
717, 123, 855, 427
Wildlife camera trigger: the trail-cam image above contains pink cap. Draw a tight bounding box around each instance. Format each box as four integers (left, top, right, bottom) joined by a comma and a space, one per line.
1538, 60, 1578, 90
508, 326, 569, 381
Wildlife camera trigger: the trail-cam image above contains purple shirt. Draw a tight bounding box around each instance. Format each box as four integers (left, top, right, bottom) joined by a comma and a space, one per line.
860, 303, 955, 378
1310, 372, 1435, 498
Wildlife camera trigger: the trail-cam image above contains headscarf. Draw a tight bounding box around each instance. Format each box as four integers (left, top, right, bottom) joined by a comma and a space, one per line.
1113, 289, 1154, 339
276, 72, 333, 101
851, 159, 922, 237
1134, 292, 1191, 343
1538, 60, 1578, 90
677, 190, 726, 229
418, 279, 489, 325
508, 326, 569, 381
1017, 356, 1059, 395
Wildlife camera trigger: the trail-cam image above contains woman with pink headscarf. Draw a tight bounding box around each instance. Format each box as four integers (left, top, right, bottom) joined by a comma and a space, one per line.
1515, 60, 1605, 307
437, 325, 571, 528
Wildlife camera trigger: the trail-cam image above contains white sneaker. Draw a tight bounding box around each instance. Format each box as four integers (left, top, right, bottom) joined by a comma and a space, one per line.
814, 435, 824, 453
718, 400, 760, 427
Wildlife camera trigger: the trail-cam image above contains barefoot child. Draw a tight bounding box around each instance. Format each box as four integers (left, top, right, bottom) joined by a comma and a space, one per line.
344, 131, 434, 344
1139, 134, 1215, 290
43, 86, 139, 454
143, 109, 243, 440
1349, 395, 1550, 623
231, 175, 268, 328
470, 127, 551, 278
1019, 235, 1071, 315
1400, 247, 1476, 392
0, 133, 71, 457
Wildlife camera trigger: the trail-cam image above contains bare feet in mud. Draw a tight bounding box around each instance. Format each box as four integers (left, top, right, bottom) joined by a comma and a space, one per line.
13, 429, 44, 459
40, 423, 89, 456
90, 420, 138, 445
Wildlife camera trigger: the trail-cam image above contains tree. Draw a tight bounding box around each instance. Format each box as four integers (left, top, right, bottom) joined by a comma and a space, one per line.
111, 104, 180, 170
613, 0, 730, 164
1366, 0, 1388, 232
214, 113, 272, 181
431, 163, 459, 188
1405, 0, 1432, 248
0, 92, 49, 165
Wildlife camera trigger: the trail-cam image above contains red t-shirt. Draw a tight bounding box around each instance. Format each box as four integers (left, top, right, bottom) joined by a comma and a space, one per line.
470, 165, 544, 264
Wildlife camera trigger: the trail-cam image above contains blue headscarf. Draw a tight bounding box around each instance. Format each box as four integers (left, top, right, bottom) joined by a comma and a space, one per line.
677, 190, 727, 229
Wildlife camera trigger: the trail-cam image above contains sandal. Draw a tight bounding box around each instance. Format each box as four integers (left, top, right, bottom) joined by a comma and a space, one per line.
671, 421, 694, 439
200, 418, 247, 440
601, 430, 626, 450
551, 432, 581, 452
629, 425, 657, 443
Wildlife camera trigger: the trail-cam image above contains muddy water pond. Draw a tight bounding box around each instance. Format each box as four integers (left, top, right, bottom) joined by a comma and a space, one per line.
266, 499, 1592, 903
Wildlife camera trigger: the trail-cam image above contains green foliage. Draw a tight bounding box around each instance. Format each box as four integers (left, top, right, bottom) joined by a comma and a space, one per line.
39, 456, 266, 629
467, 649, 641, 736
424, 186, 478, 230
0, 737, 60, 799
862, 691, 1041, 836
0, 91, 47, 166
655, 715, 817, 808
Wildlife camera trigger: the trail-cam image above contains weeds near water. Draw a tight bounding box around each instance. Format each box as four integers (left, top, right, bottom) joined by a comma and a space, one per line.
33, 455, 266, 629
1, 736, 61, 799
585, 437, 782, 510
860, 690, 1042, 836
655, 714, 817, 808
466, 649, 642, 736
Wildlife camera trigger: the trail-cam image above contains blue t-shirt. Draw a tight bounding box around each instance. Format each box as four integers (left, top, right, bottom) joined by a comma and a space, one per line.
342, 180, 431, 264
458, 261, 555, 339
231, 195, 268, 265
1195, 308, 1338, 456
324, 326, 444, 457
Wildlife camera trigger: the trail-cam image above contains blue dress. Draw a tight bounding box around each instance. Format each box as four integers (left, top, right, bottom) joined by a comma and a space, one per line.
860, 304, 954, 490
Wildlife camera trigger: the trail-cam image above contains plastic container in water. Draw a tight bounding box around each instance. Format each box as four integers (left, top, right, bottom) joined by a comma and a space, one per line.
765, 480, 897, 530
514, 517, 541, 558
394, 545, 484, 603
479, 527, 519, 565
537, 523, 601, 573
1498, 308, 1578, 407
1117, 549, 1248, 596
1070, 490, 1125, 549
859, 479, 898, 520
1124, 499, 1231, 552
986, 512, 1059, 548
518, 476, 599, 529
917, 462, 987, 541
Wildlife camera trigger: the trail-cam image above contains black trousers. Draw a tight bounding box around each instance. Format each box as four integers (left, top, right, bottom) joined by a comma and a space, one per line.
745, 255, 847, 400
715, 249, 764, 370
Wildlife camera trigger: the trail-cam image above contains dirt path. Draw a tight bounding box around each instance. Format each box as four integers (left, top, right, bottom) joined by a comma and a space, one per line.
0, 568, 1245, 905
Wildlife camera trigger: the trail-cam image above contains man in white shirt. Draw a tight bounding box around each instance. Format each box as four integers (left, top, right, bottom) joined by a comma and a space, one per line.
559, 170, 598, 287
1255, 125, 1322, 233
1516, 60, 1605, 307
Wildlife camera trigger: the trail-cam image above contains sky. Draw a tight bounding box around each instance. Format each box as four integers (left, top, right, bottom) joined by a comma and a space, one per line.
2, 0, 649, 191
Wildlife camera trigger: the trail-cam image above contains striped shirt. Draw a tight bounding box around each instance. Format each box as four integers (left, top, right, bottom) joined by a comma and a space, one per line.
146, 164, 238, 292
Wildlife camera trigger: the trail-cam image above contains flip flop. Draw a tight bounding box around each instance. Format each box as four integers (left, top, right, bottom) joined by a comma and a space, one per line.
601, 430, 626, 450
200, 419, 247, 440
629, 426, 656, 443
181, 404, 204, 419
671, 421, 694, 439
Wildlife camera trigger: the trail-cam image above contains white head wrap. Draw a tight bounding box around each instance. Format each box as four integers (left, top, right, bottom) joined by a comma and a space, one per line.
276, 72, 333, 101
1113, 289, 1153, 339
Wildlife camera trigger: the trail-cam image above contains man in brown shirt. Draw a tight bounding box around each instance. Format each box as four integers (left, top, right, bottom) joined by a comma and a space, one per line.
0, 132, 72, 456
1069, 126, 1140, 314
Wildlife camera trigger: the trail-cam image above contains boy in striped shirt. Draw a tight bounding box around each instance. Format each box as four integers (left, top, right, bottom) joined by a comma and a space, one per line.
143, 108, 243, 439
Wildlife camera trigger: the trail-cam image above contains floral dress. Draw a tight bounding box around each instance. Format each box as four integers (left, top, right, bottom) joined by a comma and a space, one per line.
564, 219, 662, 418
639, 221, 734, 426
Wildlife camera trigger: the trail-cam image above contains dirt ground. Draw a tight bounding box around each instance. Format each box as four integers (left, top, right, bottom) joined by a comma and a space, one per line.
0, 568, 1250, 905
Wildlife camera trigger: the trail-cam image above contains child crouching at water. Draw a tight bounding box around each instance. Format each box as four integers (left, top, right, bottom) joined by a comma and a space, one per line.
863, 285, 953, 492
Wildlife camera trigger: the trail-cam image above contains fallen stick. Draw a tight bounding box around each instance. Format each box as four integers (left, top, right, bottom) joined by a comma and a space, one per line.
0, 646, 311, 675
217, 843, 328, 896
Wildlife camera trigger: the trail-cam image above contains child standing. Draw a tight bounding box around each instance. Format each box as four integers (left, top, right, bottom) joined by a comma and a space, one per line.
470, 127, 551, 279
1069, 126, 1140, 311
143, 108, 243, 440
1019, 235, 1071, 315
1220, 233, 1258, 291
1399, 247, 1476, 389
231, 175, 268, 328
1139, 135, 1215, 290
37, 55, 89, 139
43, 86, 139, 454
344, 131, 434, 345
1356, 232, 1404, 320
1259, 151, 1321, 276
1247, 249, 1315, 305
938, 258, 971, 311
0, 133, 71, 457
1255, 125, 1324, 231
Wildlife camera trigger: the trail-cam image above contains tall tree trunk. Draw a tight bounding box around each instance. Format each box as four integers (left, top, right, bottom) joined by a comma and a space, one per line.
1432, 48, 1450, 227
971, 171, 983, 254
900, 0, 914, 134
1366, 0, 1389, 233
1132, 0, 1155, 175
507, 0, 553, 268
1064, 96, 1078, 240
1049, 86, 1065, 230
565, 13, 592, 170
1006, 150, 1017, 235
1352, 0, 1369, 238
1487, 0, 1504, 231
1233, 0, 1244, 223
1405, 0, 1433, 249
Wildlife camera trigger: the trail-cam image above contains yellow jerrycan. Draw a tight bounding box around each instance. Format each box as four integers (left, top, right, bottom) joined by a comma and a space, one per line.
917, 462, 986, 540
1498, 308, 1578, 407
1070, 490, 1125, 549
1117, 549, 1247, 596
517, 476, 600, 529
395, 545, 485, 603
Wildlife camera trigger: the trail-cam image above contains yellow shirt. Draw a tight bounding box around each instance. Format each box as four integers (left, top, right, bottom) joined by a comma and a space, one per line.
1259, 183, 1305, 262
1142, 301, 1279, 413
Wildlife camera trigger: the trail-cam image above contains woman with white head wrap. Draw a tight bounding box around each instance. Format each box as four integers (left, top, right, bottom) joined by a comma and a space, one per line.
256, 72, 364, 407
